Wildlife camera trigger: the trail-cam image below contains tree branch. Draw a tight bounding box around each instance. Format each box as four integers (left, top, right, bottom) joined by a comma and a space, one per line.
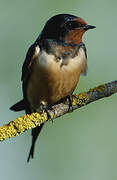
0, 80, 117, 142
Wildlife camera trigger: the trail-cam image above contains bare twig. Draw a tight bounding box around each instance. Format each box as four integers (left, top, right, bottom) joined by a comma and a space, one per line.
0, 80, 117, 142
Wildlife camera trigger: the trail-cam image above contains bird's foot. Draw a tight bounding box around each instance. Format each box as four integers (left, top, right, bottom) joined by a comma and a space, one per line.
67, 95, 74, 112
44, 107, 55, 123
72, 94, 79, 99
36, 104, 54, 123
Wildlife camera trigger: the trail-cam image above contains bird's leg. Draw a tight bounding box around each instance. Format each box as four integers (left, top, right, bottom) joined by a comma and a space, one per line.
67, 95, 74, 112
44, 107, 54, 123
45, 106, 56, 123
37, 104, 55, 123
72, 94, 79, 99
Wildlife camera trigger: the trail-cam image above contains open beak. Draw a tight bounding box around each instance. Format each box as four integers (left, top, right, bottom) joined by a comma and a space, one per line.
83, 25, 96, 30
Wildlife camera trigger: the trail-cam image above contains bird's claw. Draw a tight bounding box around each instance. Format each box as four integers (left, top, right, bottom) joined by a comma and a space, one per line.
67, 95, 74, 112
44, 107, 55, 123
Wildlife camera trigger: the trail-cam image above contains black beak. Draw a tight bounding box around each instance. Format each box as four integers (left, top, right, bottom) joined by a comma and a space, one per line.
83, 25, 96, 30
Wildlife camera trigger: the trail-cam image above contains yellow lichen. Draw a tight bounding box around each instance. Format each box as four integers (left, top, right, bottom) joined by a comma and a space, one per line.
0, 112, 48, 141
72, 92, 89, 106
0, 123, 17, 141
89, 85, 106, 93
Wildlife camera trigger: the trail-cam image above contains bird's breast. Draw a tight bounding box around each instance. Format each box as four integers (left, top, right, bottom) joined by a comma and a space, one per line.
26, 47, 86, 110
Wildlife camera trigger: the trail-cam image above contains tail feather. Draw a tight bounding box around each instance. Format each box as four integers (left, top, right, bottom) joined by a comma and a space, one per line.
10, 99, 25, 111
10, 99, 44, 162
27, 124, 44, 162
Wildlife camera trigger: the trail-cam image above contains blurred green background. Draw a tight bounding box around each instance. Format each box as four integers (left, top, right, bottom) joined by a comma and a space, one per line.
0, 0, 117, 179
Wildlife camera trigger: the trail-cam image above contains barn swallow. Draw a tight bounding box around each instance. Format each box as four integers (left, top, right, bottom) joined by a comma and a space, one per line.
10, 14, 95, 162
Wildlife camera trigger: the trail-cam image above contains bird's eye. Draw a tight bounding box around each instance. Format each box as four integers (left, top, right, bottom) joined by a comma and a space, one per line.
77, 22, 82, 27
66, 21, 82, 30
66, 22, 73, 28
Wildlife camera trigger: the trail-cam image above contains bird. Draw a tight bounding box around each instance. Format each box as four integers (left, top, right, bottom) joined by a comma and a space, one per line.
10, 14, 95, 162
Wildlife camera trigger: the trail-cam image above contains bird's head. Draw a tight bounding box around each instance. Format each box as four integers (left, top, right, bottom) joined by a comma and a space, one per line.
40, 14, 96, 45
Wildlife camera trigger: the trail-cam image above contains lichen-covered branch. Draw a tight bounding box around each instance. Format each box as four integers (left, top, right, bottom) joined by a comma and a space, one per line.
0, 80, 117, 142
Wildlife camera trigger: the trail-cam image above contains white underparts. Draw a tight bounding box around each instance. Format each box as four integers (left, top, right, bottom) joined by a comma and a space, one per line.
36, 47, 87, 72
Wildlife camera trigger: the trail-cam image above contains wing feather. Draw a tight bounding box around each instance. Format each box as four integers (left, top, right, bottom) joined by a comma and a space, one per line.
21, 43, 40, 81
81, 43, 87, 76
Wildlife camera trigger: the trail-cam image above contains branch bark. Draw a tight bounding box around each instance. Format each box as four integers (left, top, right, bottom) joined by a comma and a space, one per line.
0, 80, 117, 142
